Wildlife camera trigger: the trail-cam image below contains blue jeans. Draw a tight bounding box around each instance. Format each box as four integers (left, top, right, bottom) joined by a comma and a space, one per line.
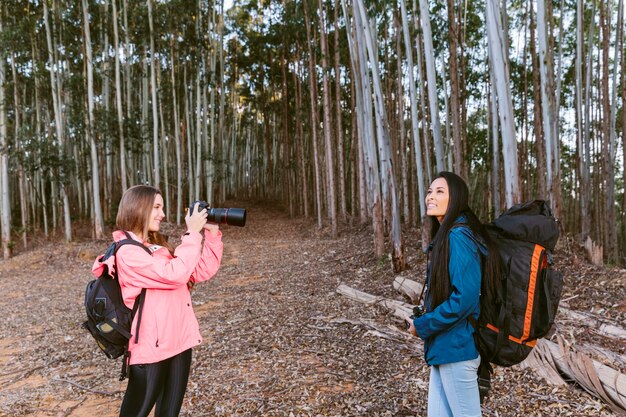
427, 355, 481, 417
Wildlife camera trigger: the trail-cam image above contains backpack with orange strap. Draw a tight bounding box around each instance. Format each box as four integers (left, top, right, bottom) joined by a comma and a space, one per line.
473, 200, 564, 401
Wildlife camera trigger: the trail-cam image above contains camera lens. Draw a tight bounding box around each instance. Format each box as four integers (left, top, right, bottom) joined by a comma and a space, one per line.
206, 208, 246, 227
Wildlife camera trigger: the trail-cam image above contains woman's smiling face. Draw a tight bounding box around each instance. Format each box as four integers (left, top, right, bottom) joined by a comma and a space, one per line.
148, 194, 165, 233
426, 177, 449, 223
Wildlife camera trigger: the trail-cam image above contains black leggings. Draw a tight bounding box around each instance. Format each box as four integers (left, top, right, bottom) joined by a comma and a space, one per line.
119, 348, 192, 417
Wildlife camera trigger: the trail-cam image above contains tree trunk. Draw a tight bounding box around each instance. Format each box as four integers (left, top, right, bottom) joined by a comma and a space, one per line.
304, 3, 324, 229
447, 0, 464, 178
395, 13, 410, 224
318, 0, 338, 236
418, 0, 445, 172
82, 0, 104, 239
608, 0, 623, 263
112, 0, 127, 193
355, 0, 405, 271
599, 0, 616, 263
530, 3, 547, 199
583, 0, 596, 244
575, 0, 588, 242
148, 0, 160, 188
342, 0, 385, 254
43, 0, 71, 242
400, 0, 426, 223
0, 13, 10, 258
333, 0, 347, 221
537, 0, 561, 219
486, 0, 520, 207
170, 42, 182, 225
489, 69, 501, 216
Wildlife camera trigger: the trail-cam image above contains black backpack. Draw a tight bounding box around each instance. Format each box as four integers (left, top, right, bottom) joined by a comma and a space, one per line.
82, 231, 151, 380
472, 200, 564, 400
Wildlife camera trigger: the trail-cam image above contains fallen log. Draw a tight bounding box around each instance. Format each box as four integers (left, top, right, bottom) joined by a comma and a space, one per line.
323, 317, 422, 350
336, 284, 413, 318
338, 283, 626, 414
392, 276, 423, 303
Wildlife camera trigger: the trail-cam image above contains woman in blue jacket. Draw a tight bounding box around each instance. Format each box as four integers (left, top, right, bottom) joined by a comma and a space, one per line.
407, 171, 501, 417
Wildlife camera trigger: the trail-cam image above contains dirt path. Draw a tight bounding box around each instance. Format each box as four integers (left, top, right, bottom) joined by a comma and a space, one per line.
0, 204, 620, 416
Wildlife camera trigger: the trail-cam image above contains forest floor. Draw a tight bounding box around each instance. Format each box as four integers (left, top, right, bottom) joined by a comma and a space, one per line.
0, 202, 625, 416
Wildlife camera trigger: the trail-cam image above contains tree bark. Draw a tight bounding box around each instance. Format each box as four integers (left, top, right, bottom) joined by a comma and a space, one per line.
112, 0, 127, 192
418, 0, 445, 172
400, 0, 426, 223
537, 0, 561, 219
530, 3, 547, 200
447, 0, 464, 178
333, 0, 347, 221
0, 12, 10, 259
355, 0, 405, 271
303, 3, 324, 229
148, 0, 160, 188
43, 0, 71, 242
82, 0, 104, 239
486, 0, 520, 207
318, 0, 338, 236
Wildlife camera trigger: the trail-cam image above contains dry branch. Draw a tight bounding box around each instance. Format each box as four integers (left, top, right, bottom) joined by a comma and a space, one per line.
51, 377, 123, 396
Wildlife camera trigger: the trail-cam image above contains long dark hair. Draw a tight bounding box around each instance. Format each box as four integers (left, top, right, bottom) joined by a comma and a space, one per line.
427, 172, 501, 309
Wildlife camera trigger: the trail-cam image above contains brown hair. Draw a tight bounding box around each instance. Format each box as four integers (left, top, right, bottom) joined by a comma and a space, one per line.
116, 185, 174, 255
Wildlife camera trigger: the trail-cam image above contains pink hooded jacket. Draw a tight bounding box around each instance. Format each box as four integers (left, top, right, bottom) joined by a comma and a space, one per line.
91, 229, 223, 365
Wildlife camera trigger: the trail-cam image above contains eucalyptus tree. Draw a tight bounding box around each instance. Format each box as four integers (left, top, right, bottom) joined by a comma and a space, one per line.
575, 0, 588, 241
355, 0, 405, 271
303, 1, 324, 229
82, 0, 104, 239
43, 0, 71, 242
399, 0, 425, 222
486, 0, 520, 207
112, 0, 128, 192
0, 10, 10, 259
333, 0, 347, 220
147, 0, 160, 188
418, 0, 445, 172
447, 0, 464, 178
536, 0, 560, 219
317, 0, 338, 237
341, 0, 384, 255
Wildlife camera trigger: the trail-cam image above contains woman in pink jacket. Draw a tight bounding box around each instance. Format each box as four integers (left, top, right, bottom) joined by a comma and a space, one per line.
93, 185, 223, 417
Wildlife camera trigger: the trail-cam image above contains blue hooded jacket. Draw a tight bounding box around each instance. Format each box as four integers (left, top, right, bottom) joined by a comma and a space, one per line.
413, 218, 487, 366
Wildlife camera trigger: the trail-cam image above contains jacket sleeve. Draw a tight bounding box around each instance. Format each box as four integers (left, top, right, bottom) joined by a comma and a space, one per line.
190, 229, 223, 283
116, 232, 203, 290
413, 228, 481, 340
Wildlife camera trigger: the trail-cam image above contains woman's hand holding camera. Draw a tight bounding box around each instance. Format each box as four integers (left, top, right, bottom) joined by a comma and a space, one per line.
185, 203, 208, 234
185, 203, 220, 236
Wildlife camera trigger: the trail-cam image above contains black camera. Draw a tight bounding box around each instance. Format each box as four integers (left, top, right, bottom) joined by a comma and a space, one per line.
406, 305, 425, 330
189, 201, 247, 227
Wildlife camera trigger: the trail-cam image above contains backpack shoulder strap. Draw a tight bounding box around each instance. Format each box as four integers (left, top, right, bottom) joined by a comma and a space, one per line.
112, 230, 152, 381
